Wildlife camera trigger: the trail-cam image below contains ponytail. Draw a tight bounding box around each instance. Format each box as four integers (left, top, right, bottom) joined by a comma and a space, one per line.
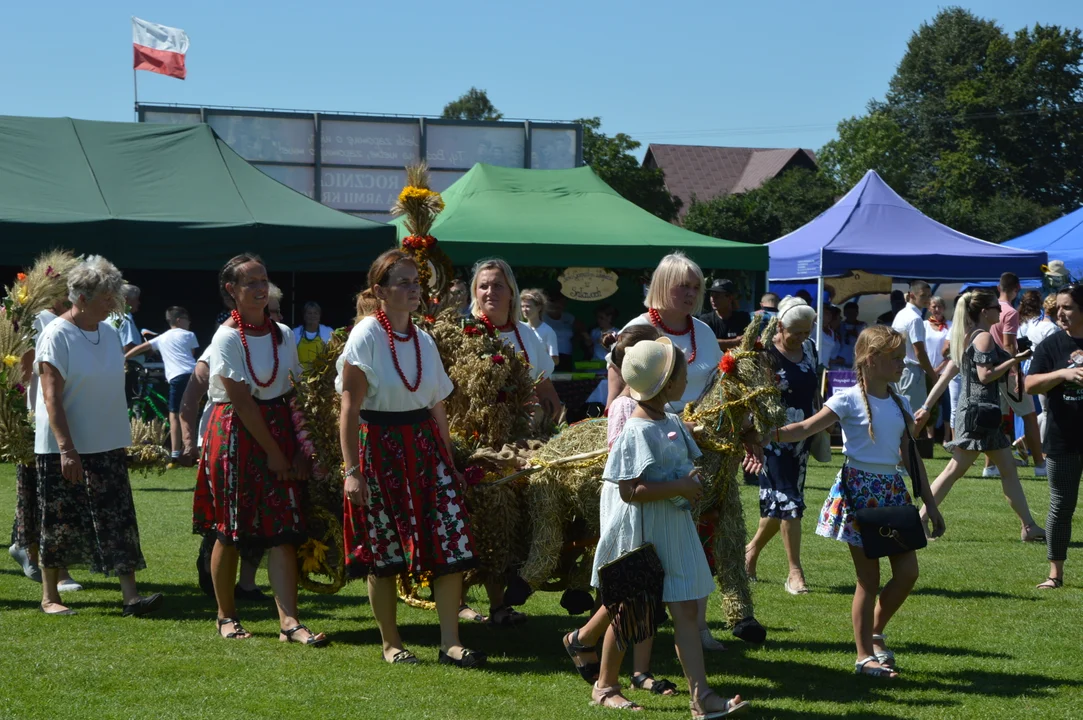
355, 288, 379, 324
948, 292, 971, 366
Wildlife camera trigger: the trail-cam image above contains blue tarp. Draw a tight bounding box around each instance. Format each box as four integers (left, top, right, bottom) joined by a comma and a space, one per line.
768, 170, 1048, 282
1003, 206, 1083, 278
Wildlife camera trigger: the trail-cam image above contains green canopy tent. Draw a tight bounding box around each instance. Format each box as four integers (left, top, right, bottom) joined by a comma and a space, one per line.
0, 116, 396, 271
393, 164, 766, 271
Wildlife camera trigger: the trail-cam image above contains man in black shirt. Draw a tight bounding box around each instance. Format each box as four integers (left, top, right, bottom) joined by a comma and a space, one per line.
699, 279, 752, 350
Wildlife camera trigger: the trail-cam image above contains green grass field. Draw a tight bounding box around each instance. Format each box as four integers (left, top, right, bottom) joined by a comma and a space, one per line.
0, 450, 1079, 720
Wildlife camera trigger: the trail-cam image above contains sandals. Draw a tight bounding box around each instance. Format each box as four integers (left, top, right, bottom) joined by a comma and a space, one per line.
1021, 524, 1046, 543
279, 623, 329, 647
855, 656, 898, 678
563, 630, 601, 683
438, 647, 488, 669
458, 604, 487, 623
488, 604, 528, 627
387, 649, 419, 664
1036, 576, 1063, 590
871, 633, 896, 668
591, 683, 643, 711
690, 690, 749, 718
217, 617, 251, 639
784, 577, 810, 595
40, 604, 77, 616
631, 672, 678, 696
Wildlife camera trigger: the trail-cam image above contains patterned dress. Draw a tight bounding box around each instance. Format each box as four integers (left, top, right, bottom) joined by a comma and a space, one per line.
759, 344, 817, 519
946, 340, 1011, 453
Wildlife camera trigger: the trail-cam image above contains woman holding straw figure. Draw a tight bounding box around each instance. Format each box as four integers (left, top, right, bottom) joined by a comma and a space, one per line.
589, 336, 749, 716
775, 325, 945, 677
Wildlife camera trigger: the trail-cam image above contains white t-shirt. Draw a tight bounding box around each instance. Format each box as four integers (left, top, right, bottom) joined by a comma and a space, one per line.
891, 304, 926, 366
207, 323, 301, 402
337, 317, 454, 412
923, 319, 951, 368
825, 384, 912, 466
26, 310, 57, 415
1026, 318, 1061, 350
498, 321, 556, 382
195, 349, 212, 447
34, 318, 132, 455
532, 322, 559, 360
149, 327, 199, 381
623, 314, 723, 412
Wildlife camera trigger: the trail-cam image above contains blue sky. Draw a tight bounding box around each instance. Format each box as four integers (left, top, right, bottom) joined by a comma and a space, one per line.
2, 0, 1081, 153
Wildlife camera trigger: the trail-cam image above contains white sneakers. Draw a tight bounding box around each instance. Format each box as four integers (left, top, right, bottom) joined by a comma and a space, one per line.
1034, 465, 1048, 478
982, 466, 1000, 478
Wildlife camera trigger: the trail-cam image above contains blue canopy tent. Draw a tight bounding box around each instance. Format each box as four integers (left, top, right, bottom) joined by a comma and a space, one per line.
1003, 205, 1083, 279
768, 169, 1048, 350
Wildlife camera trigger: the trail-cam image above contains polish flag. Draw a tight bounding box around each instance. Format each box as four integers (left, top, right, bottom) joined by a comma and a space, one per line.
132, 17, 189, 80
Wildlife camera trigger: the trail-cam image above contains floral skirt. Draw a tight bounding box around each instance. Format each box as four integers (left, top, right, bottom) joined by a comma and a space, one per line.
193, 399, 304, 550
759, 440, 811, 520
11, 463, 39, 547
815, 462, 913, 548
343, 416, 476, 580
35, 449, 146, 576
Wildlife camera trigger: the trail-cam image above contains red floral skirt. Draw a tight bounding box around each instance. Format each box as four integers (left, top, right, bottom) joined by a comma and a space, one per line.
343, 415, 477, 580
193, 398, 305, 549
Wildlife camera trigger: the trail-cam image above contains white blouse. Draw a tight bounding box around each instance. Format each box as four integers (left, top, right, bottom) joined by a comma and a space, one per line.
623, 314, 723, 411
337, 317, 454, 412
207, 323, 302, 402
498, 321, 556, 382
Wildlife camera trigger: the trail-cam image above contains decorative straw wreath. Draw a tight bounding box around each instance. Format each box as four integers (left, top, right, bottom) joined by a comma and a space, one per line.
392, 164, 454, 312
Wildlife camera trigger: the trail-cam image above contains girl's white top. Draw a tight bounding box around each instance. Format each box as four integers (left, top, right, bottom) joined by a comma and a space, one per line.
207, 323, 301, 402
825, 384, 912, 466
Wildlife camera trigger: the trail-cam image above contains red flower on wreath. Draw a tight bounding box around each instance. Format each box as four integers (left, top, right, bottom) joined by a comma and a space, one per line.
491, 354, 506, 365
754, 339, 764, 351
463, 325, 482, 337
719, 353, 737, 375
403, 234, 438, 250
16, 273, 26, 282
423, 315, 436, 325
463, 466, 484, 486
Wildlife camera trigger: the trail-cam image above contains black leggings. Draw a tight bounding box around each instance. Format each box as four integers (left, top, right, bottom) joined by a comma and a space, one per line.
1045, 454, 1083, 562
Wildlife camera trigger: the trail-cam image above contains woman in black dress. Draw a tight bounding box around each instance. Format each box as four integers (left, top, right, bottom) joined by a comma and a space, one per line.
745, 296, 818, 594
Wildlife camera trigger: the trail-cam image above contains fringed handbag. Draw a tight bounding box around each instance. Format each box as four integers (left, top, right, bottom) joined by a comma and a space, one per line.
596, 507, 665, 651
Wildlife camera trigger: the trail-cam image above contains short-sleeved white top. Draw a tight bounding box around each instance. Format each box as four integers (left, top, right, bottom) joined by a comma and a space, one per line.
532, 322, 559, 359
26, 309, 57, 415
825, 384, 912, 466
149, 327, 199, 381
338, 317, 454, 412
34, 317, 132, 455
207, 323, 301, 402
498, 321, 555, 382
891, 304, 926, 366
623, 314, 723, 411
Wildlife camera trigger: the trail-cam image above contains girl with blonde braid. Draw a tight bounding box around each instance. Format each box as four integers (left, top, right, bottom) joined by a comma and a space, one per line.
775, 326, 945, 677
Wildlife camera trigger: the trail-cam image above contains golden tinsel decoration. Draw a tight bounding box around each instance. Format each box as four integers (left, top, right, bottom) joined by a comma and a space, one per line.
126, 416, 169, 476
683, 316, 787, 624
0, 250, 81, 465
392, 163, 454, 311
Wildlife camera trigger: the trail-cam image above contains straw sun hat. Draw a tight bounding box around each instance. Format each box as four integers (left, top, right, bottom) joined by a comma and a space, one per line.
622, 337, 677, 402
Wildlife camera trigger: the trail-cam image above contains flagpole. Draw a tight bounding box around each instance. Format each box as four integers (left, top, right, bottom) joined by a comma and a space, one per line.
133, 67, 138, 121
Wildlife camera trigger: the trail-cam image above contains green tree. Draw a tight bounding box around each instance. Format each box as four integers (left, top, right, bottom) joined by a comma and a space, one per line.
576, 117, 682, 222
818, 7, 1083, 241
442, 88, 504, 121
682, 168, 838, 244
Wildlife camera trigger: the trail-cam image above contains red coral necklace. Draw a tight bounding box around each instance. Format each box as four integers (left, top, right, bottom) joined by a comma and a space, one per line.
375, 309, 422, 392
231, 310, 278, 388
479, 313, 530, 366
648, 308, 696, 364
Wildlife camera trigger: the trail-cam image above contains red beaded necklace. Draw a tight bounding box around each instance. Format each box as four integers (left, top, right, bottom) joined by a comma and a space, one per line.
374, 309, 422, 392
231, 310, 278, 388
479, 313, 530, 365
648, 308, 696, 364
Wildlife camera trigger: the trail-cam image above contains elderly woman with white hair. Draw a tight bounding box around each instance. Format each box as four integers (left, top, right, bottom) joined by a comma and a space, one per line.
745, 296, 818, 595
34, 256, 162, 616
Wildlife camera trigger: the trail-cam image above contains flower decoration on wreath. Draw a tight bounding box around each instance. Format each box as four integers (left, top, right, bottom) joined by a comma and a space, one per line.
392, 164, 454, 313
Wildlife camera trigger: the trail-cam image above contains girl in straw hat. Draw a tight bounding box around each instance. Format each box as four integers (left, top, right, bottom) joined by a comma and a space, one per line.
589, 337, 749, 717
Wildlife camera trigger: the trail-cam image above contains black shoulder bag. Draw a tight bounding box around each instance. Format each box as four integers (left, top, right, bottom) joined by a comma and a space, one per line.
596, 503, 665, 651
841, 398, 928, 559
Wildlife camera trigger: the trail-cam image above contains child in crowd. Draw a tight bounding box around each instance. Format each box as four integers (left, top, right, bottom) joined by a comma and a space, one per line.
521, 288, 560, 365
584, 304, 620, 411
125, 306, 199, 461
776, 326, 945, 678
587, 336, 749, 715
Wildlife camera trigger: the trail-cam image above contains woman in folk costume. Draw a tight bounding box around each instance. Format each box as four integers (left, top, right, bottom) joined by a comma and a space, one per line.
339, 249, 485, 668
193, 253, 326, 646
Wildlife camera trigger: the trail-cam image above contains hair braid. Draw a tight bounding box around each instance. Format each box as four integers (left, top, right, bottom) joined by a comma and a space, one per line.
856, 366, 876, 442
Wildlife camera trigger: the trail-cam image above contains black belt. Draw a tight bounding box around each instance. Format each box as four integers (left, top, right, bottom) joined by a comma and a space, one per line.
360, 408, 431, 426
213, 393, 290, 407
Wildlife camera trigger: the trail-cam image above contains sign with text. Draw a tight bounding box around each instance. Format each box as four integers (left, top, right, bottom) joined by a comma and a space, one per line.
826, 370, 858, 398
320, 120, 420, 167
207, 114, 315, 163
320, 168, 407, 211
426, 124, 525, 169
558, 267, 619, 301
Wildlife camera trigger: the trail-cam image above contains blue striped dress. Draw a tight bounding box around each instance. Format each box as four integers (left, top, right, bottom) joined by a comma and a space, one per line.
591, 414, 715, 603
